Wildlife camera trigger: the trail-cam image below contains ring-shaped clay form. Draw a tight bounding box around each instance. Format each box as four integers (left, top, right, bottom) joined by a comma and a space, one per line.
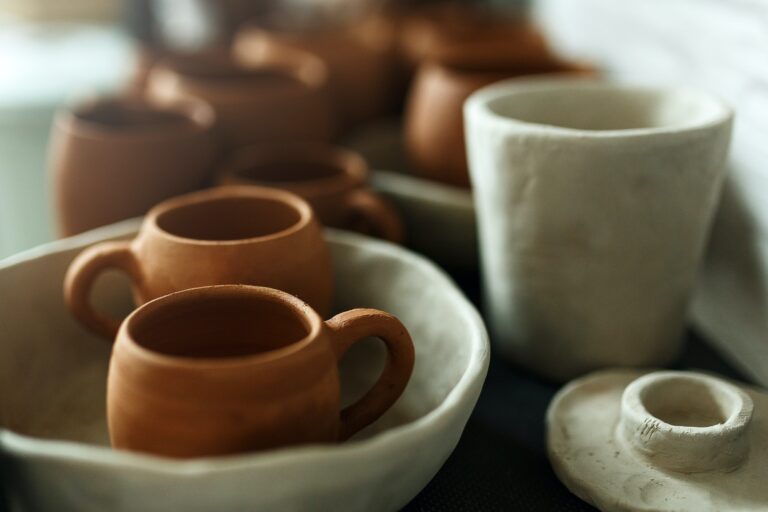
547, 370, 768, 512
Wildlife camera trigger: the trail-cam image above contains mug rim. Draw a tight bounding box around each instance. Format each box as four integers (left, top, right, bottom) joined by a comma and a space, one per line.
119, 284, 324, 369
465, 77, 733, 138
151, 47, 327, 95
56, 95, 216, 141
145, 186, 314, 246
217, 143, 367, 197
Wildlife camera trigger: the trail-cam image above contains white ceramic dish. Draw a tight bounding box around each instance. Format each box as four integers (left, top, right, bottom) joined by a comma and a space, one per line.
344, 119, 477, 271
0, 220, 489, 512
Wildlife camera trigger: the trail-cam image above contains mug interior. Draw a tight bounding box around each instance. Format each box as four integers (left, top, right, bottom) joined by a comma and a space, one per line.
484, 83, 728, 131
74, 101, 194, 131
128, 291, 310, 359
156, 195, 303, 241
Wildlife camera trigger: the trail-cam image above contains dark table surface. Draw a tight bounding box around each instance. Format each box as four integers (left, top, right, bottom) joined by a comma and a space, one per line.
402, 267, 746, 512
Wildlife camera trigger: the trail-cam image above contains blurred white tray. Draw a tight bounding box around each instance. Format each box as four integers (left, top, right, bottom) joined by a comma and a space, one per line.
0, 220, 489, 512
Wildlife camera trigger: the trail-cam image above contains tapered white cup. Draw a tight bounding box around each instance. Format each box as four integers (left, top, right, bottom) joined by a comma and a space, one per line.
465, 78, 733, 380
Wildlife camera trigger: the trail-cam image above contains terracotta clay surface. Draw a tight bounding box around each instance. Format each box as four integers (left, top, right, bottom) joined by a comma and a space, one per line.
145, 49, 334, 149
0, 222, 489, 512
465, 78, 733, 380
234, 16, 399, 131
64, 186, 332, 338
547, 369, 768, 511
109, 285, 414, 458
50, 96, 218, 237
405, 59, 594, 188
398, 6, 550, 73
217, 143, 402, 242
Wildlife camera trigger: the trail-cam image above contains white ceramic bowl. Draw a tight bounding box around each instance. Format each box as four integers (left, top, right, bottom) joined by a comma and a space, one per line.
0, 220, 489, 512
344, 119, 477, 271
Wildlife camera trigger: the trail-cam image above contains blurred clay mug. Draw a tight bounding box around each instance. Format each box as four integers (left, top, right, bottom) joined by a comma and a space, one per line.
465, 78, 733, 381
108, 285, 415, 458
217, 143, 403, 242
50, 95, 218, 237
405, 57, 594, 188
64, 186, 332, 339
146, 48, 334, 150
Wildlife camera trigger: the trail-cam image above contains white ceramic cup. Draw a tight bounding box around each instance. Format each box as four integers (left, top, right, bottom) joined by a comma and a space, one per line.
464, 78, 733, 381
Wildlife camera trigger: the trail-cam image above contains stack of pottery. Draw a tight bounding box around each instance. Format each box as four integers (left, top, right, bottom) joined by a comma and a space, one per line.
145, 47, 336, 149
402, 8, 593, 187
234, 14, 401, 133
63, 185, 415, 457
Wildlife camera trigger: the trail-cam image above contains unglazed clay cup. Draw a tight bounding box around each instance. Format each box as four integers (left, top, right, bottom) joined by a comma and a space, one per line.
108, 284, 415, 458
64, 186, 332, 339
465, 78, 733, 380
405, 59, 593, 188
217, 144, 403, 243
49, 96, 218, 237
234, 16, 399, 132
145, 49, 334, 149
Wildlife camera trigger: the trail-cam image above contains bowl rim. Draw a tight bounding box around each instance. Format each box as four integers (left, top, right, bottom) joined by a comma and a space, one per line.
0, 219, 490, 474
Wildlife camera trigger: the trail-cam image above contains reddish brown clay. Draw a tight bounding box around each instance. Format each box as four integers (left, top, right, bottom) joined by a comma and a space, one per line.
397, 6, 551, 73
50, 96, 218, 237
234, 15, 400, 132
405, 58, 595, 188
145, 48, 334, 150
64, 186, 332, 338
108, 284, 415, 458
216, 143, 403, 243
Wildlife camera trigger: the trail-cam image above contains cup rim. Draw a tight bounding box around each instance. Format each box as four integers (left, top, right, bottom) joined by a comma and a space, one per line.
57, 95, 216, 141
145, 186, 314, 246
152, 47, 327, 94
120, 285, 323, 368
465, 77, 733, 138
217, 143, 368, 197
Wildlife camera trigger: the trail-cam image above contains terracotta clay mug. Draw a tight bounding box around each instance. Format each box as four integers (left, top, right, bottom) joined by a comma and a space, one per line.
49, 96, 218, 237
145, 48, 334, 149
108, 284, 415, 458
217, 143, 403, 243
64, 186, 332, 339
405, 57, 594, 188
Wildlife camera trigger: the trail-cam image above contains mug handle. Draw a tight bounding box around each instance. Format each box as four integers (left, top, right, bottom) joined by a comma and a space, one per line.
344, 189, 404, 244
326, 309, 415, 440
64, 241, 142, 340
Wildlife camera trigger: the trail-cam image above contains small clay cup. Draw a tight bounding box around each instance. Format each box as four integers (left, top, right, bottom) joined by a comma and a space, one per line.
108, 284, 415, 458
217, 144, 403, 243
50, 96, 218, 237
405, 58, 594, 188
64, 186, 332, 339
234, 16, 400, 132
145, 48, 334, 149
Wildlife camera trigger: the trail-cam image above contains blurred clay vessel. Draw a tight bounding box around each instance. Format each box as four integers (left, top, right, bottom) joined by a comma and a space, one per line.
234, 13, 400, 133
50, 96, 217, 237
217, 143, 403, 242
403, 7, 595, 188
145, 48, 335, 150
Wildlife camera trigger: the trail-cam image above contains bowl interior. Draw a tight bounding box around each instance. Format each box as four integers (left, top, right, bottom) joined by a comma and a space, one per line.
0, 226, 480, 451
